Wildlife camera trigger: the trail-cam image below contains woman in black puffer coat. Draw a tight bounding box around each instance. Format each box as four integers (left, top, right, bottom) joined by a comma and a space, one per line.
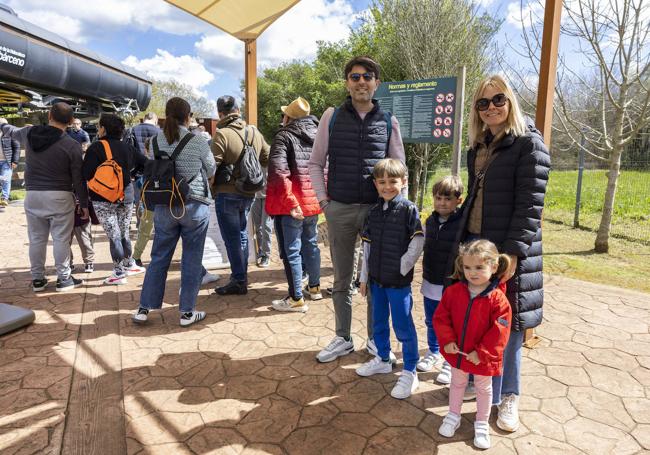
459, 74, 550, 434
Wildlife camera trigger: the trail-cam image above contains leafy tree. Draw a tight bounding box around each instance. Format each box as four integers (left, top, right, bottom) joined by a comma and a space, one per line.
143, 79, 215, 124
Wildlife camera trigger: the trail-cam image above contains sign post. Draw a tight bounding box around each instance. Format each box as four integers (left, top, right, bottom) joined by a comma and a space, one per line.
452, 66, 466, 176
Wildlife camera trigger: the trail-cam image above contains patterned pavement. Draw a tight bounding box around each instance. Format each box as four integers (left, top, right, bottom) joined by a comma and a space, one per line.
0, 203, 649, 454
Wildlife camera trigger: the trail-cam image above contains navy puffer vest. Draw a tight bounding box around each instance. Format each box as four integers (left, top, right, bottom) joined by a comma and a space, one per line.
366, 195, 417, 288
327, 98, 390, 204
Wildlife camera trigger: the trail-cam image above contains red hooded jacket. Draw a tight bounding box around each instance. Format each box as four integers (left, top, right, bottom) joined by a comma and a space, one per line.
433, 280, 512, 376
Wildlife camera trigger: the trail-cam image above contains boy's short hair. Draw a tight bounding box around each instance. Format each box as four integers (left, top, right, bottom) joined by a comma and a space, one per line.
432, 175, 464, 198
372, 158, 407, 179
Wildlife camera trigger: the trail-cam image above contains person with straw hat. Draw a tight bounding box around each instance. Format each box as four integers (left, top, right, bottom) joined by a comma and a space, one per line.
265, 97, 322, 312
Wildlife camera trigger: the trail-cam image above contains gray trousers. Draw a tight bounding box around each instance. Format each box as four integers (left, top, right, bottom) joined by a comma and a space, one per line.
324, 200, 373, 339
25, 191, 75, 280
70, 222, 95, 264
250, 196, 273, 259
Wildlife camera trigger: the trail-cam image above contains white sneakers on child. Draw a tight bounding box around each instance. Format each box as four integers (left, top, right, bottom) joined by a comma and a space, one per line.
366, 339, 397, 363
356, 356, 392, 376
439, 413, 491, 449
416, 350, 443, 372
436, 361, 452, 384
497, 393, 520, 432
438, 412, 461, 437
390, 370, 419, 399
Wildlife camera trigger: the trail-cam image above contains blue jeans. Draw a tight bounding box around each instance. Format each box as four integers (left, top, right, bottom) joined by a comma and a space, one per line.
215, 193, 254, 283
492, 328, 524, 404
140, 202, 209, 313
370, 282, 419, 372
0, 161, 12, 200
274, 215, 321, 299
423, 297, 441, 354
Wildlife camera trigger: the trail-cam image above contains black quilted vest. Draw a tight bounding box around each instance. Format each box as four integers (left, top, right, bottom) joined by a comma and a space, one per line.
327, 98, 390, 204
422, 208, 464, 288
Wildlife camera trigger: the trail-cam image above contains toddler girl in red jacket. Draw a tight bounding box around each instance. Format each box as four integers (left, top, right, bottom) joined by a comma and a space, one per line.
433, 239, 512, 449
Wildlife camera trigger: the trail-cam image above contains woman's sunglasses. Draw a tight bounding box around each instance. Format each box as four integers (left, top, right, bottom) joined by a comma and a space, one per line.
348, 72, 375, 82
475, 93, 508, 111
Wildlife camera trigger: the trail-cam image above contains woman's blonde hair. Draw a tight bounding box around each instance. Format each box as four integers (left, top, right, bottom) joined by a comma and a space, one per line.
451, 239, 511, 281
468, 74, 527, 147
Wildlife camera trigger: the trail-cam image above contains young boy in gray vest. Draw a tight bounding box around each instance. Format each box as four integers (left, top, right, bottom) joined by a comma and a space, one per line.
356, 158, 424, 399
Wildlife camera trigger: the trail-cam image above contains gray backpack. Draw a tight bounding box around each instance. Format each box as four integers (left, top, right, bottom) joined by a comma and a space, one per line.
233, 127, 265, 196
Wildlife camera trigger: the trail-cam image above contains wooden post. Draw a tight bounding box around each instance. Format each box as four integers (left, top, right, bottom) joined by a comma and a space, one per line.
534, 0, 562, 147
451, 66, 466, 176
244, 39, 258, 126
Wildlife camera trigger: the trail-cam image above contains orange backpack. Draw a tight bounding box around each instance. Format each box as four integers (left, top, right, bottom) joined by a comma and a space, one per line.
87, 140, 124, 202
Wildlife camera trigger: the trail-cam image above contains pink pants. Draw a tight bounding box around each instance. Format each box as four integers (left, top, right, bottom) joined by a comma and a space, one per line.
449, 367, 493, 422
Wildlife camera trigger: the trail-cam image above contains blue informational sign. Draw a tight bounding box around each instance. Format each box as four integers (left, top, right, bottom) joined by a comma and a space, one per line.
374, 77, 458, 144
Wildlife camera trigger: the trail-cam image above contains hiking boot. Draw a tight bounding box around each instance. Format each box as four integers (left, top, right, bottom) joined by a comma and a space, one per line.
305, 285, 323, 300
438, 412, 461, 438
271, 296, 308, 313
417, 350, 443, 372
356, 356, 392, 377
132, 307, 149, 325
104, 273, 127, 285
391, 370, 419, 399
84, 263, 94, 273
32, 278, 48, 292
316, 336, 354, 363
496, 393, 520, 432
215, 280, 247, 295
180, 311, 206, 327
56, 276, 83, 292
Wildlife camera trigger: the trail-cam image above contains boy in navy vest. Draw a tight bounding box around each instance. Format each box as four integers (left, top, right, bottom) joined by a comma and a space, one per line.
417, 175, 464, 384
357, 158, 424, 399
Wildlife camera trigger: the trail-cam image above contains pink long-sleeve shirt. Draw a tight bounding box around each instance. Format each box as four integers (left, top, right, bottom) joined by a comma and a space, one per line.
307, 106, 407, 204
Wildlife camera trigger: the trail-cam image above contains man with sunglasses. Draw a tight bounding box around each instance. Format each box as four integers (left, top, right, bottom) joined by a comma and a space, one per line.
308, 56, 406, 363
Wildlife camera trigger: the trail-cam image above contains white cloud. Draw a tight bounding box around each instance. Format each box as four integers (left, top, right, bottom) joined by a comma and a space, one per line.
17, 10, 85, 43
122, 50, 214, 97
195, 0, 359, 77
506, 1, 544, 30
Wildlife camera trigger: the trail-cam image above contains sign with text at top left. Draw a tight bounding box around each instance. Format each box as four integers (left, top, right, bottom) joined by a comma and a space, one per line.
374, 77, 458, 144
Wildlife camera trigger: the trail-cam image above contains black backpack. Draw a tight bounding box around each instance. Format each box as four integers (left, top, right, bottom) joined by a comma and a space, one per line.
233, 127, 265, 195
142, 133, 196, 218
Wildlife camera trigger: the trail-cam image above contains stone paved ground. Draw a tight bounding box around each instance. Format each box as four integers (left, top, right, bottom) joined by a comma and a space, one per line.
1, 203, 649, 454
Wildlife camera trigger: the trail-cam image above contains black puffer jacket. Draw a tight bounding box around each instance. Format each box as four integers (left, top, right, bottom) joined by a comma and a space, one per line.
422, 208, 464, 288
463, 124, 550, 331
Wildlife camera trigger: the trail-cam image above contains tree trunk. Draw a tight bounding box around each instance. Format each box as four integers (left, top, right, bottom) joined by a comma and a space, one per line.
594, 144, 623, 253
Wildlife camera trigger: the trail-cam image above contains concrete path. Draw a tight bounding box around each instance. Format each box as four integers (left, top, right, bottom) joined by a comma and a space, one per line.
0, 204, 649, 454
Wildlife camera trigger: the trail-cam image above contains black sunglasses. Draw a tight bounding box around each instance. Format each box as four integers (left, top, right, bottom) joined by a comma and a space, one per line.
475, 93, 508, 111
348, 72, 375, 82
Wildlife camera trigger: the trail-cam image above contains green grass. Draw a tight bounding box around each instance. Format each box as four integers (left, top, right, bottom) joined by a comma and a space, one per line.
9, 189, 25, 201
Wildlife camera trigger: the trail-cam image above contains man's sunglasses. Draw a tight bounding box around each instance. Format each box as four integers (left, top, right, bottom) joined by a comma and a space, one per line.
475, 93, 508, 111
348, 72, 375, 82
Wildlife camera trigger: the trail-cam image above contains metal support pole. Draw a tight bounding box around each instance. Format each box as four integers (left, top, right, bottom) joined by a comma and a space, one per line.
574, 137, 586, 228
451, 66, 466, 176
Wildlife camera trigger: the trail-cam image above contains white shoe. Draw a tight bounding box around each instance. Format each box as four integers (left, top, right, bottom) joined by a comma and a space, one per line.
180, 311, 206, 327
474, 421, 491, 449
438, 412, 461, 437
132, 307, 149, 324
104, 273, 127, 285
436, 361, 452, 384
366, 339, 397, 363
464, 382, 476, 401
271, 296, 308, 313
390, 370, 419, 399
201, 272, 220, 285
497, 393, 520, 432
416, 350, 443, 372
316, 336, 354, 363
356, 356, 392, 377
124, 263, 146, 276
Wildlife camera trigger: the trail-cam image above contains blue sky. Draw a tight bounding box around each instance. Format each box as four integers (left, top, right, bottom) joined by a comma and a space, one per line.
6, 0, 538, 114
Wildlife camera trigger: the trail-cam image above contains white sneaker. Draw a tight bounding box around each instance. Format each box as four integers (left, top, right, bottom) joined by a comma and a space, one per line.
416, 350, 443, 372
272, 296, 308, 313
125, 263, 146, 276
390, 370, 419, 399
464, 382, 477, 401
180, 311, 206, 327
436, 361, 452, 384
356, 356, 392, 377
201, 272, 220, 285
104, 273, 127, 285
366, 339, 397, 363
316, 336, 354, 363
132, 307, 149, 324
438, 412, 461, 437
496, 393, 520, 432
474, 421, 491, 449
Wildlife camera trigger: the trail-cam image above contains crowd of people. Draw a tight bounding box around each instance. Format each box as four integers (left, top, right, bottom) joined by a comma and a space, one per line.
0, 55, 550, 450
